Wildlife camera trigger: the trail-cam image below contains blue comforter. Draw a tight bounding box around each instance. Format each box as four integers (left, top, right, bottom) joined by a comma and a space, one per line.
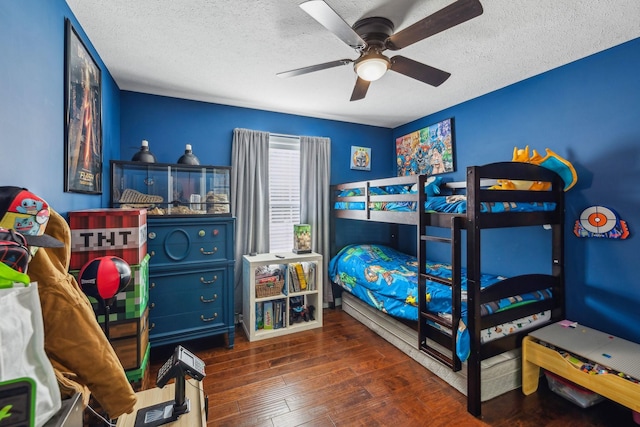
329, 244, 552, 360
334, 195, 555, 214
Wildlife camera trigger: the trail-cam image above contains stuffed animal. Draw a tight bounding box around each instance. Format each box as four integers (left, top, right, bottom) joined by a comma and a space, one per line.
411, 175, 443, 196
491, 146, 577, 191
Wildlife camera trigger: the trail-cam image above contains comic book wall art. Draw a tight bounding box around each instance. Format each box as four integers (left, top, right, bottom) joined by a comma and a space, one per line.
396, 118, 455, 176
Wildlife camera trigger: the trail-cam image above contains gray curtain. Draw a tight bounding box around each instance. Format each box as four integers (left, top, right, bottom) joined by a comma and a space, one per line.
300, 136, 332, 304
231, 128, 270, 314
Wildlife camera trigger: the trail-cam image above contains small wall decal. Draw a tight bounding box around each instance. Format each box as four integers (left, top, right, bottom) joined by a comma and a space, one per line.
350, 146, 371, 171
574, 206, 629, 239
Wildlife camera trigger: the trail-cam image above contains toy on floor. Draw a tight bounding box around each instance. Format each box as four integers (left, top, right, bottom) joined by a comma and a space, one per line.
490, 146, 578, 191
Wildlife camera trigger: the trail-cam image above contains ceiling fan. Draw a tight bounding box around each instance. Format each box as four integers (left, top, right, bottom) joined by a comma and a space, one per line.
277, 0, 483, 101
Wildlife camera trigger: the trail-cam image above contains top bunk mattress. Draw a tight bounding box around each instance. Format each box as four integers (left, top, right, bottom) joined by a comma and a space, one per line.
334, 186, 556, 214
335, 195, 556, 214
333, 162, 565, 217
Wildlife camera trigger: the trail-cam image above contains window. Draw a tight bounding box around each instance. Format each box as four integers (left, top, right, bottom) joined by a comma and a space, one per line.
269, 135, 300, 252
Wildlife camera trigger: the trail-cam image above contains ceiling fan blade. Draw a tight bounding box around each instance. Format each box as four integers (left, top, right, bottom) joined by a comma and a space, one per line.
300, 0, 366, 50
277, 59, 353, 78
390, 56, 451, 87
350, 77, 370, 101
386, 0, 483, 51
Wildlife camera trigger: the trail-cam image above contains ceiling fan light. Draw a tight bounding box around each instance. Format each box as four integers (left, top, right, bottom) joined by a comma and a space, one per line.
355, 56, 390, 81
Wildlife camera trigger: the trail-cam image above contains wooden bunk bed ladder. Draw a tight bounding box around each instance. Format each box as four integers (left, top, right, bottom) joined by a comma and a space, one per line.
418, 213, 464, 372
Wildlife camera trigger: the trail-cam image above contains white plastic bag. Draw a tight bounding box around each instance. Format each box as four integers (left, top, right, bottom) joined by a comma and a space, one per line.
0, 283, 61, 427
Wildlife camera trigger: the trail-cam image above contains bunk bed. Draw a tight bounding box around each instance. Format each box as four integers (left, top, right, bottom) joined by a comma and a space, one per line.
329, 161, 565, 417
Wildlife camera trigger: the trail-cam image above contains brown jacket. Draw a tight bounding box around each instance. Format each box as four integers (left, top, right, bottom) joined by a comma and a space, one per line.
28, 209, 137, 418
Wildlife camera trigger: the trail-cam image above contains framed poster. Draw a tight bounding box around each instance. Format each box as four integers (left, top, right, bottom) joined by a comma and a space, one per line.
350, 146, 371, 171
64, 19, 102, 194
396, 117, 455, 176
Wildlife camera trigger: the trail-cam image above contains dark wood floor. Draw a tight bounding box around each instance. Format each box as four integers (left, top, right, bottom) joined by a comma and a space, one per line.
147, 308, 637, 427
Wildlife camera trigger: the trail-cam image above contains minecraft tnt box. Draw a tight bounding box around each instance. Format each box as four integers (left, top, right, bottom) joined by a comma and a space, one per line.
68, 208, 147, 270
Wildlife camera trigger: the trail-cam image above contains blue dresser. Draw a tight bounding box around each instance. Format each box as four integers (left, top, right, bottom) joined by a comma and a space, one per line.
147, 216, 235, 348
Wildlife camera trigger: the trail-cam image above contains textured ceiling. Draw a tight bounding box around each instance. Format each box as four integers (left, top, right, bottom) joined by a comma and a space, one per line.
65, 0, 640, 128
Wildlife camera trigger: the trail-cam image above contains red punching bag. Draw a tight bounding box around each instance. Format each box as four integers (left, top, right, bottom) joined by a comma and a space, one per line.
78, 256, 132, 303
78, 256, 132, 339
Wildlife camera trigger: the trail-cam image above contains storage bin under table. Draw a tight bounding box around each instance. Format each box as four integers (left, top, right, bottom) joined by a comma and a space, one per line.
522, 322, 640, 416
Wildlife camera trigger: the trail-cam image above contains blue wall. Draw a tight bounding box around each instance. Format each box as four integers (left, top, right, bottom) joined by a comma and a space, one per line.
0, 0, 121, 214
119, 92, 396, 253
119, 92, 393, 183
394, 38, 640, 343
1, 0, 638, 343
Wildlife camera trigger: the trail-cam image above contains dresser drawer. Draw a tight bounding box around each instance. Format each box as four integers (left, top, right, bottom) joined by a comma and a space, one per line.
149, 284, 224, 318
149, 265, 228, 296
147, 217, 234, 268
150, 310, 226, 336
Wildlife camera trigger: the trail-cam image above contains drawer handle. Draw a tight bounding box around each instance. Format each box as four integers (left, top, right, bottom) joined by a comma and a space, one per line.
150, 282, 156, 289
150, 250, 155, 257
200, 275, 218, 284
213, 229, 219, 236
198, 230, 205, 237
150, 303, 155, 309
200, 313, 218, 322
148, 232, 156, 240
150, 322, 155, 331
200, 247, 218, 255
200, 294, 218, 303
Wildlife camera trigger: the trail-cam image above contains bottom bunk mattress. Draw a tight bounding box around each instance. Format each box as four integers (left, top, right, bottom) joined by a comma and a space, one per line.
341, 292, 525, 401
329, 244, 552, 361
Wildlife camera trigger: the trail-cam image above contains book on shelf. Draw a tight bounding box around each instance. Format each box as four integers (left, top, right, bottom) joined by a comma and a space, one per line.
263, 301, 273, 330
288, 261, 317, 293
294, 263, 307, 290
289, 265, 301, 293
281, 300, 287, 327
274, 300, 282, 329
304, 262, 316, 291
255, 302, 264, 330
279, 300, 287, 328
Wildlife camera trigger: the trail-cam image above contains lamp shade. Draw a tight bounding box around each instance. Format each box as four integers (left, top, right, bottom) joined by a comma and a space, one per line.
355, 54, 390, 81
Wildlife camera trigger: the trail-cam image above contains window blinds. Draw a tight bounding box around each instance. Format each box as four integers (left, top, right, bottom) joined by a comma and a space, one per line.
269, 135, 300, 252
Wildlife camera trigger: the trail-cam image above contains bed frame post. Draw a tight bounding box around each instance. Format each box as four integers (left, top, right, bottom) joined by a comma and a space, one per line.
466, 166, 483, 417
551, 175, 565, 322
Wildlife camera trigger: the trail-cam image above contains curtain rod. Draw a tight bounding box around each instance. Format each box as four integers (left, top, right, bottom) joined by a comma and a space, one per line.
270, 132, 299, 139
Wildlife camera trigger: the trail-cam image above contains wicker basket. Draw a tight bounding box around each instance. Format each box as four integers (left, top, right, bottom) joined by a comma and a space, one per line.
255, 279, 284, 298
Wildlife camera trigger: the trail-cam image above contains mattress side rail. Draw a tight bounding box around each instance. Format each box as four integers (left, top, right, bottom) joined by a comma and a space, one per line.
478, 273, 563, 359
332, 175, 420, 225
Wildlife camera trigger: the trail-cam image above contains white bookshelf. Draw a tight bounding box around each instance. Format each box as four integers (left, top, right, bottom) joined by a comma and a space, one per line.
242, 252, 323, 342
